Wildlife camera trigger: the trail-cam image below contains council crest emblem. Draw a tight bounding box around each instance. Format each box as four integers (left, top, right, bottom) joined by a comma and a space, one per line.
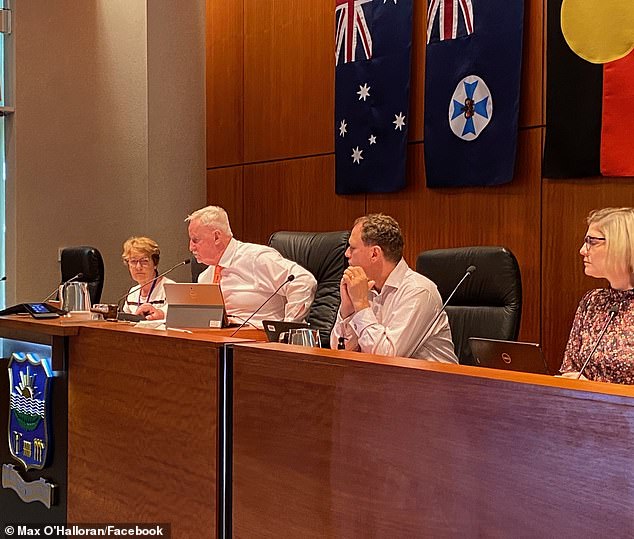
7, 352, 52, 470
448, 75, 493, 141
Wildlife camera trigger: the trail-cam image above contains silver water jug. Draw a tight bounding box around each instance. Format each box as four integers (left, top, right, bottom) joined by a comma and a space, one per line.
59, 281, 91, 312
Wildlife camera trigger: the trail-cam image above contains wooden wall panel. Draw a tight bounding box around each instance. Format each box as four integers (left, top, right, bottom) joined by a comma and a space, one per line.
408, 0, 427, 142
243, 0, 333, 162
542, 178, 634, 372
206, 166, 245, 239
368, 129, 543, 343
519, 0, 544, 127
242, 155, 365, 245
206, 0, 243, 167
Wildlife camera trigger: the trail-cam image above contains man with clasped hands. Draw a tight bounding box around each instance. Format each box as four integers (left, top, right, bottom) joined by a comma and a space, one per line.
331, 213, 457, 363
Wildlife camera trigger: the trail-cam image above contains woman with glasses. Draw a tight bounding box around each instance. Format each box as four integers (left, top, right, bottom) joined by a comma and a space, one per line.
121, 236, 175, 321
560, 207, 634, 384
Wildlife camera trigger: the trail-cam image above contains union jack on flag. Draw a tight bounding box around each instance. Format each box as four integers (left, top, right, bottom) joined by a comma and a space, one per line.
426, 0, 474, 44
335, 0, 373, 66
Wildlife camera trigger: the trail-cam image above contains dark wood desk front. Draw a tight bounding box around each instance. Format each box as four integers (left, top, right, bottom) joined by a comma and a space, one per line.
0, 316, 262, 538
231, 343, 634, 538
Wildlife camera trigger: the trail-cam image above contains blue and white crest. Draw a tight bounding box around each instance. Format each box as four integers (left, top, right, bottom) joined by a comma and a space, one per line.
8, 352, 52, 471
448, 75, 493, 141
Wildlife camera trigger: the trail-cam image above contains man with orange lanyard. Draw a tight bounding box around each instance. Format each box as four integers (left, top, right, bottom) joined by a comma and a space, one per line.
187, 205, 317, 327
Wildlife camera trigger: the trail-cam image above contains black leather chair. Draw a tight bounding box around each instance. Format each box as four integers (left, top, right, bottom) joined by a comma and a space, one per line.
60, 246, 105, 305
191, 258, 208, 282
269, 231, 350, 348
416, 246, 522, 365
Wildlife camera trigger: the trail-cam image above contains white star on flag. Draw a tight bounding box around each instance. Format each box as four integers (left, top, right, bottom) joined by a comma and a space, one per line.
357, 83, 371, 101
393, 112, 406, 131
351, 146, 363, 164
339, 120, 348, 137
368, 134, 377, 145
384, 0, 398, 3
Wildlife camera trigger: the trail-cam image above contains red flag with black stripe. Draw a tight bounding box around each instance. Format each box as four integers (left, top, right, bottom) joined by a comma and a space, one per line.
544, 0, 634, 178
601, 52, 634, 176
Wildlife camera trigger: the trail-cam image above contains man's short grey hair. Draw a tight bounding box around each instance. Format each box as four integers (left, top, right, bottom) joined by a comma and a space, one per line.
186, 205, 233, 236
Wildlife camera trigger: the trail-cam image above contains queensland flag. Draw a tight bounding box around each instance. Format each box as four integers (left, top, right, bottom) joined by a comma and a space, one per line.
424, 0, 524, 187
335, 0, 413, 194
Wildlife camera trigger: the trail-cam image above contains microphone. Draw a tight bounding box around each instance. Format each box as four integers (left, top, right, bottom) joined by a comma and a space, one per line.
576, 305, 619, 380
115, 259, 191, 312
230, 274, 296, 336
413, 265, 476, 352
42, 272, 84, 302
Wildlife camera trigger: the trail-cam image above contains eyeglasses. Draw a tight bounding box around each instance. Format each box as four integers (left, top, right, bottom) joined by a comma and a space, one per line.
125, 257, 151, 267
583, 235, 606, 248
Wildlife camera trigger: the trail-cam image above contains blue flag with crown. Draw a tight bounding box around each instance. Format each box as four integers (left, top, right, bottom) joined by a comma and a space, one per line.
424, 0, 524, 187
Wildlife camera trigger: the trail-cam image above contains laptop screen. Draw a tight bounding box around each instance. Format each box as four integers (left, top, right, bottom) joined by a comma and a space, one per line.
164, 283, 226, 328
468, 337, 550, 375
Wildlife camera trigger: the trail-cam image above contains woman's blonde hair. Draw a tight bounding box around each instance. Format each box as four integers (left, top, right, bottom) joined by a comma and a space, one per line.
121, 236, 160, 266
587, 207, 634, 275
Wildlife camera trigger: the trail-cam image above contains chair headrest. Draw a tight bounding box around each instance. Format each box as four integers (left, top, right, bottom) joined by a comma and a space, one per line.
416, 246, 521, 307
268, 231, 350, 282
61, 246, 104, 283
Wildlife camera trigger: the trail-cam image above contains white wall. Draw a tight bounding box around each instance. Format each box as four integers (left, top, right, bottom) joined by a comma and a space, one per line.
3, 0, 205, 304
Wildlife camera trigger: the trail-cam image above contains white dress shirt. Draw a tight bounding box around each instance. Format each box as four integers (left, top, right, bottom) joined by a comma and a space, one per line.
123, 276, 175, 315
197, 238, 317, 326
330, 258, 458, 363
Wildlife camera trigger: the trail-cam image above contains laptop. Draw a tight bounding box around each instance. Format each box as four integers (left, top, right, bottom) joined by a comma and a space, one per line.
468, 337, 550, 375
262, 320, 310, 343
164, 283, 226, 328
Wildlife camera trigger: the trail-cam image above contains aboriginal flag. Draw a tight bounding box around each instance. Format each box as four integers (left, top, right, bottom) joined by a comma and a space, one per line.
543, 0, 634, 178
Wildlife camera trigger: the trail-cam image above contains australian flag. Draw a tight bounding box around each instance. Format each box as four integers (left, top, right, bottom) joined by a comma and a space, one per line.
424, 0, 524, 187
335, 0, 413, 194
